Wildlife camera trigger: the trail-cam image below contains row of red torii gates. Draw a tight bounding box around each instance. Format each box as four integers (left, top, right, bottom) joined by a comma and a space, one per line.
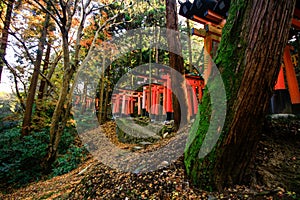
111, 0, 300, 117
111, 74, 204, 119
74, 0, 300, 116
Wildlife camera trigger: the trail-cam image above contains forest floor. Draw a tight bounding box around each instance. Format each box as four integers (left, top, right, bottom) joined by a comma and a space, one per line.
1, 116, 300, 200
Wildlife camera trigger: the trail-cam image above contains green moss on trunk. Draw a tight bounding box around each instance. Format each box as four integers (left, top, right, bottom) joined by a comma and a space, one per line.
184, 0, 295, 191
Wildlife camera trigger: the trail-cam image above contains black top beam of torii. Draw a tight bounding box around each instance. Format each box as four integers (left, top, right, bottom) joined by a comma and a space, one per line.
179, 0, 300, 23
178, 0, 230, 22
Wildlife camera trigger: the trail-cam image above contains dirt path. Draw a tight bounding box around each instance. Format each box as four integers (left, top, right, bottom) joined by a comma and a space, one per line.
1, 117, 299, 199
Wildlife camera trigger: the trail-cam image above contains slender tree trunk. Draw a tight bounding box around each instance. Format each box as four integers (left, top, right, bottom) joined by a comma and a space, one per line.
155, 26, 160, 64
81, 78, 88, 114
44, 53, 62, 97
34, 40, 52, 124
21, 12, 50, 136
186, 19, 193, 72
103, 80, 110, 122
166, 0, 190, 130
0, 0, 14, 83
184, 0, 295, 191
37, 41, 51, 102
98, 55, 106, 124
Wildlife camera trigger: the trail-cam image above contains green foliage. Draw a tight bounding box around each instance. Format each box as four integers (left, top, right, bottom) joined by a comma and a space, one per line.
51, 144, 87, 177
287, 191, 297, 199
0, 127, 49, 187
0, 93, 21, 132
0, 126, 88, 189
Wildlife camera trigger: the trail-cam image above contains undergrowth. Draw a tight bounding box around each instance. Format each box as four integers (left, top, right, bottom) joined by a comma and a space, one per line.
0, 126, 88, 191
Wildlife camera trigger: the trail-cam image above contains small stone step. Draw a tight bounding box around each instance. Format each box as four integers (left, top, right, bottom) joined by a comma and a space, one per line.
139, 141, 152, 146
132, 146, 143, 151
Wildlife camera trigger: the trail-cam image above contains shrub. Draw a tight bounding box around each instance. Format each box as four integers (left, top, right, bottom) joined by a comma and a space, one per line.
0, 128, 49, 187
51, 144, 87, 176
0, 126, 88, 189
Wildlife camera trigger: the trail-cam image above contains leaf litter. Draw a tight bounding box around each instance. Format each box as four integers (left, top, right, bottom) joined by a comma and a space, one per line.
1, 117, 300, 199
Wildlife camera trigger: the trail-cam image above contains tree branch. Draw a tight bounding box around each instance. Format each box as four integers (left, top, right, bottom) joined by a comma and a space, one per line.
1, 56, 26, 110
7, 30, 35, 64
31, 0, 62, 29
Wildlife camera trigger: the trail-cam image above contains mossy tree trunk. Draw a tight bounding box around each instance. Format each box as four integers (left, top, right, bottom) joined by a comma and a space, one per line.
184, 0, 296, 191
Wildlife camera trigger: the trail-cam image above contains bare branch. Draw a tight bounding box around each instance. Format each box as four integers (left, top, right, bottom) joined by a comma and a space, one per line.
31, 0, 62, 29
69, 0, 80, 18
79, 3, 133, 69
47, 0, 64, 22
8, 30, 35, 64
1, 57, 27, 110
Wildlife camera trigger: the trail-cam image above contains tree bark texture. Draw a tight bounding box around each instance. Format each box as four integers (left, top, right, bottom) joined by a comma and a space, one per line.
184, 0, 295, 191
45, 28, 74, 168
166, 0, 190, 129
21, 12, 50, 136
37, 41, 51, 102
45, 0, 87, 169
0, 0, 15, 83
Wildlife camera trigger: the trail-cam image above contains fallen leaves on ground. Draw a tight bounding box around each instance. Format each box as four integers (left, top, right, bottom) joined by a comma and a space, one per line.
1, 117, 299, 199
0, 157, 97, 200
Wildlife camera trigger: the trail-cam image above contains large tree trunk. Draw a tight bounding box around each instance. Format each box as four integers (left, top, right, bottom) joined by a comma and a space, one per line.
0, 0, 14, 83
184, 0, 295, 191
21, 12, 50, 136
165, 0, 189, 129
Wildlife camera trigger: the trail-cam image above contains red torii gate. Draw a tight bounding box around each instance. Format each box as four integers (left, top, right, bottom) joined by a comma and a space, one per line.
183, 2, 300, 113
111, 74, 204, 119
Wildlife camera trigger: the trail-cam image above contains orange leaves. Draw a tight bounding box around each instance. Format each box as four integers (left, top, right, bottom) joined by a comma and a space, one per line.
103, 29, 112, 38
80, 37, 94, 48
101, 10, 108, 19
67, 119, 77, 127
72, 17, 80, 27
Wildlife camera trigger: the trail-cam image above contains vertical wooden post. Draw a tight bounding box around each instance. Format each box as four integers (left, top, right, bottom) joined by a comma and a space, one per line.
163, 82, 167, 114
138, 93, 141, 115
187, 86, 193, 117
155, 87, 160, 115
130, 95, 134, 114
198, 80, 204, 102
203, 35, 213, 83
192, 86, 198, 114
283, 46, 300, 104
166, 75, 173, 112
126, 98, 130, 115
142, 87, 146, 110
121, 94, 126, 114
274, 65, 286, 90
116, 94, 120, 114
111, 96, 116, 114
152, 85, 157, 115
